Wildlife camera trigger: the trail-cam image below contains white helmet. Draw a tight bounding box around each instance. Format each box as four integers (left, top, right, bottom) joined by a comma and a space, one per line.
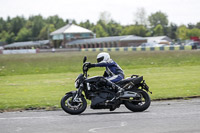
97, 52, 110, 63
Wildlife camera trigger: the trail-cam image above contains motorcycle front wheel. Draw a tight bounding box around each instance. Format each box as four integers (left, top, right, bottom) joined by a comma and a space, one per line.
124, 89, 151, 112
61, 93, 87, 115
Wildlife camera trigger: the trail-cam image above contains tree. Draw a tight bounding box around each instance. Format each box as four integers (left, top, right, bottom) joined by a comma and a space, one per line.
107, 20, 122, 36
79, 20, 94, 30
148, 11, 168, 28
15, 27, 32, 42
148, 11, 168, 35
24, 20, 33, 29
2, 13, 200, 45
153, 24, 164, 36
0, 31, 15, 43
196, 22, 200, 29
92, 24, 108, 37
46, 15, 65, 29
0, 17, 5, 32
38, 24, 56, 40
99, 11, 112, 24
187, 28, 200, 37
167, 23, 178, 40
176, 25, 189, 40
187, 23, 195, 29
134, 7, 147, 26
121, 25, 148, 37
29, 15, 45, 40
10, 16, 26, 35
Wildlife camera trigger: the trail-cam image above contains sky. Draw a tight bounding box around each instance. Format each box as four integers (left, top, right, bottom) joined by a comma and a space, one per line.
0, 0, 200, 26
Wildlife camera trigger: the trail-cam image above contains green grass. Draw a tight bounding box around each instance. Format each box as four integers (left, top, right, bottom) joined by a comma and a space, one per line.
1, 51, 200, 76
0, 51, 200, 110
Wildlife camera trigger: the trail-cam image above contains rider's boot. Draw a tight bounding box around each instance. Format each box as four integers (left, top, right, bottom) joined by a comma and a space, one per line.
115, 85, 124, 97
105, 80, 124, 97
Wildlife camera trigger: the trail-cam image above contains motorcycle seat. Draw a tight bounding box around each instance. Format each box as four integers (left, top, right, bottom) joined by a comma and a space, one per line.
116, 76, 143, 85
132, 76, 143, 84
116, 78, 133, 85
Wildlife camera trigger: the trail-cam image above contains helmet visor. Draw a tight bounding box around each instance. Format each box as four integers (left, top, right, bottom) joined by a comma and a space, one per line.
97, 57, 104, 63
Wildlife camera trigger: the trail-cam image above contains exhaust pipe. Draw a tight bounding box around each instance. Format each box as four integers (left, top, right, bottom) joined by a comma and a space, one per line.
120, 91, 141, 98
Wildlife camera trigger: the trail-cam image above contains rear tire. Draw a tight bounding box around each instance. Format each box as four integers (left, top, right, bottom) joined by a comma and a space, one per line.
61, 93, 87, 115
124, 89, 151, 112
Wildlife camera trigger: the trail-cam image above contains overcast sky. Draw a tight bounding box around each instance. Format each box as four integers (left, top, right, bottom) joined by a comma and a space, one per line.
0, 0, 200, 26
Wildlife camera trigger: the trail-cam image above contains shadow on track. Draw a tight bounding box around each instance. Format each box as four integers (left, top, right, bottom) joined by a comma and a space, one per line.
60, 111, 135, 116
60, 109, 150, 116
79, 111, 134, 116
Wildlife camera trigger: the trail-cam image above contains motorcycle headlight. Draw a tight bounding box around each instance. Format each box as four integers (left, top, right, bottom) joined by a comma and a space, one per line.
75, 79, 79, 88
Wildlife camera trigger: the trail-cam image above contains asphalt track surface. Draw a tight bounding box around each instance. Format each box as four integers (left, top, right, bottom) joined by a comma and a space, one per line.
0, 98, 200, 133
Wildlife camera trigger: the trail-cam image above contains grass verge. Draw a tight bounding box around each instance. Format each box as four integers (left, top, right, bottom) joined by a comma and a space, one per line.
0, 51, 200, 111
0, 66, 200, 111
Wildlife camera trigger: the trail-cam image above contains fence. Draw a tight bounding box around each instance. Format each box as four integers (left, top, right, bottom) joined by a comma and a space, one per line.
0, 45, 194, 54
1, 49, 37, 54
80, 45, 192, 52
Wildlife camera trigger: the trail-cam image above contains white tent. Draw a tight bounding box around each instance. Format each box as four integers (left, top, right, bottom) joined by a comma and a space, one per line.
50, 24, 94, 41
50, 24, 93, 35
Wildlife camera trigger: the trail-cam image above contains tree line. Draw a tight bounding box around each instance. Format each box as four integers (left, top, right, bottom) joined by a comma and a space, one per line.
0, 10, 200, 44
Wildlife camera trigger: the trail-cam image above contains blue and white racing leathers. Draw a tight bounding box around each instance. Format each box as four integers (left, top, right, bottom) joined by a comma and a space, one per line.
94, 59, 124, 83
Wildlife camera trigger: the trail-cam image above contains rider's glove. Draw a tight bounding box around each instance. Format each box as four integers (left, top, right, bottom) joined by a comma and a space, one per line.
87, 63, 95, 68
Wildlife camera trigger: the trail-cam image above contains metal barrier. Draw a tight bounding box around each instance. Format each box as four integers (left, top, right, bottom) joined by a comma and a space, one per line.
0, 46, 194, 54
2, 49, 37, 54
80, 45, 192, 52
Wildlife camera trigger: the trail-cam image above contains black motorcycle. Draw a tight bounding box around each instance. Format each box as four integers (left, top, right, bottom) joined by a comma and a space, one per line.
61, 56, 152, 115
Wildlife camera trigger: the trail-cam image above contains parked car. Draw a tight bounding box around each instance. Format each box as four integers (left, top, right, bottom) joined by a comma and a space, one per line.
139, 43, 165, 47
185, 41, 200, 49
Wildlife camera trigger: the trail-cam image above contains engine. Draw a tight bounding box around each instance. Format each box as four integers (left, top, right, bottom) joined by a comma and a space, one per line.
90, 91, 115, 109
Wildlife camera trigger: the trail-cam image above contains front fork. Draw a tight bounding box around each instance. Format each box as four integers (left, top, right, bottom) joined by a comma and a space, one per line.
72, 84, 84, 102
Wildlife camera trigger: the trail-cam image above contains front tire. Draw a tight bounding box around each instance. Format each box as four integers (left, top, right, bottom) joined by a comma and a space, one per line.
61, 93, 87, 115
124, 89, 151, 112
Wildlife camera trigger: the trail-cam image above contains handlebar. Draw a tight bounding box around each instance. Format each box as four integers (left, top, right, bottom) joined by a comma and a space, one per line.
82, 62, 90, 78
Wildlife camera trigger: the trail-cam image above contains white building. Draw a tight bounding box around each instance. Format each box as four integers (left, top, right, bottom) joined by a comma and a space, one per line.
50, 23, 95, 48
145, 36, 172, 45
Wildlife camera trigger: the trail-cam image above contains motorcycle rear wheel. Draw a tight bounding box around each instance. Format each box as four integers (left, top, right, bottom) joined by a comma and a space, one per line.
61, 93, 87, 115
124, 89, 151, 112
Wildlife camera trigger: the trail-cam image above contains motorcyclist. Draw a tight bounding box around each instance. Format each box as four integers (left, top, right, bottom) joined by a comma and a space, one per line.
87, 52, 125, 96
